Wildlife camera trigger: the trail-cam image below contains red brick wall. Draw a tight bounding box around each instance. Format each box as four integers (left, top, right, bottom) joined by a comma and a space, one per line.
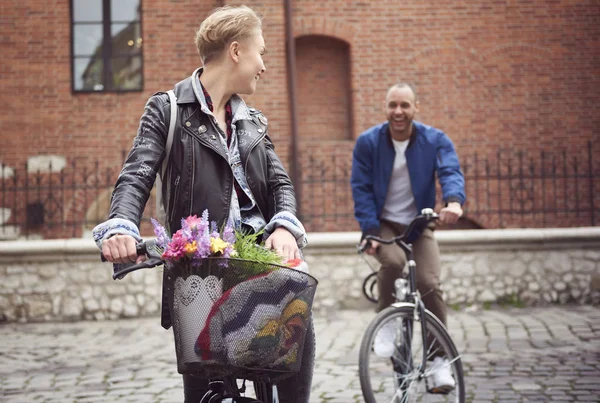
0, 0, 215, 168
1, 0, 598, 237
296, 35, 352, 141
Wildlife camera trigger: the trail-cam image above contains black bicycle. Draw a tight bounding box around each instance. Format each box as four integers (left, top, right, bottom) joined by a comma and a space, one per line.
106, 241, 317, 403
357, 209, 465, 403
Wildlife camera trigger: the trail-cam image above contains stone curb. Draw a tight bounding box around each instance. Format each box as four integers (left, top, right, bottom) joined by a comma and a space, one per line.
2, 227, 600, 255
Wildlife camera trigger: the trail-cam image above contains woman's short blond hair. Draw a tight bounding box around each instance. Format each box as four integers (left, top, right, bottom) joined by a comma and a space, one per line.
194, 5, 262, 64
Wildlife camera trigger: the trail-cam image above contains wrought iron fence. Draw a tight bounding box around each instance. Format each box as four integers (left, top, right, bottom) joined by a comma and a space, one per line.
0, 142, 598, 240
298, 141, 599, 232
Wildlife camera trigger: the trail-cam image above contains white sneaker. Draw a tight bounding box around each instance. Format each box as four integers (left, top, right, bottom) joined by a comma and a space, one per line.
373, 320, 397, 358
428, 357, 455, 393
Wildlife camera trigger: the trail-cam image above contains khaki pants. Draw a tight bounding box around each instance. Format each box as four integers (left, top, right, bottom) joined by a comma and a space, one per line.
375, 220, 447, 326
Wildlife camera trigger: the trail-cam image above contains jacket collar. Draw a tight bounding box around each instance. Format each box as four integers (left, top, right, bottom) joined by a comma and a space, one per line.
381, 121, 419, 148
174, 67, 252, 123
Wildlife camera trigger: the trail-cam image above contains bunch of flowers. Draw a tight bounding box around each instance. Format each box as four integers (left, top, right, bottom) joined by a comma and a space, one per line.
151, 210, 236, 266
151, 210, 308, 273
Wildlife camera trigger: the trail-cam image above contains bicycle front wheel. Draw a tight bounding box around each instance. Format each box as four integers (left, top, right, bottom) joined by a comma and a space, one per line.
359, 305, 465, 403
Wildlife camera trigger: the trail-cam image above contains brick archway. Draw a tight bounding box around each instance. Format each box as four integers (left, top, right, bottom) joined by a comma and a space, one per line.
293, 16, 356, 44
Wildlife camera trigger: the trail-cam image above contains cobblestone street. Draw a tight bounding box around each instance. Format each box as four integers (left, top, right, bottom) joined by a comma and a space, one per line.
1, 306, 599, 402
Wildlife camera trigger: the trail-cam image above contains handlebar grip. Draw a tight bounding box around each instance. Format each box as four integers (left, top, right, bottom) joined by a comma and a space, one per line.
358, 240, 372, 253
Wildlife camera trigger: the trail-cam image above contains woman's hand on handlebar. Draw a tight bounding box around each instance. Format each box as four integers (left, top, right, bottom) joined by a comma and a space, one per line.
439, 202, 463, 225
101, 234, 146, 264
360, 239, 380, 256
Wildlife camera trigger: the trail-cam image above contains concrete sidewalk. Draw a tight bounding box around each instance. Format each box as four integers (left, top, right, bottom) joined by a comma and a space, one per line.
1, 306, 599, 402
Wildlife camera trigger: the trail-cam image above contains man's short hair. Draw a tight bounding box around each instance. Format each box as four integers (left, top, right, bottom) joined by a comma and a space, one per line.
388, 83, 417, 101
194, 5, 262, 64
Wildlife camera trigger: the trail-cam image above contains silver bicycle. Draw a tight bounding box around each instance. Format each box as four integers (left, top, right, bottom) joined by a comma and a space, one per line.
357, 209, 465, 403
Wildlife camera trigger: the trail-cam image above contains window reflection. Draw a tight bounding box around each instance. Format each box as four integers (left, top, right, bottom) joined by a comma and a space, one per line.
75, 57, 102, 91
72, 0, 142, 92
74, 24, 103, 56
73, 0, 102, 22
111, 22, 141, 56
112, 56, 142, 90
111, 0, 139, 22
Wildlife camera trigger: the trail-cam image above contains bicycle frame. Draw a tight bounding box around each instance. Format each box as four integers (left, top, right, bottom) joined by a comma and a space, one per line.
200, 379, 277, 403
393, 239, 430, 382
359, 209, 440, 384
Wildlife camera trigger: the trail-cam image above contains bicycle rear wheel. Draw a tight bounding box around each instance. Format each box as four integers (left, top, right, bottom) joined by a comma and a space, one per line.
359, 305, 465, 403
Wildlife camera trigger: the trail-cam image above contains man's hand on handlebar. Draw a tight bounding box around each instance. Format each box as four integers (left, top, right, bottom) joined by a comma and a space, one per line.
439, 202, 463, 225
101, 234, 146, 264
360, 239, 380, 256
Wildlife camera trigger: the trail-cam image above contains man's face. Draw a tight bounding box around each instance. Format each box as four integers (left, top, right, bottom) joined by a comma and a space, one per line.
385, 86, 419, 140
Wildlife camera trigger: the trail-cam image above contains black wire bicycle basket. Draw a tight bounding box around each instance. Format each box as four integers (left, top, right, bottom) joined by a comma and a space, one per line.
164, 257, 318, 382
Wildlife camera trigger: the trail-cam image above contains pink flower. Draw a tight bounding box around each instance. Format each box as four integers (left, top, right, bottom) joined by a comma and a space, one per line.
286, 258, 303, 267
185, 215, 203, 232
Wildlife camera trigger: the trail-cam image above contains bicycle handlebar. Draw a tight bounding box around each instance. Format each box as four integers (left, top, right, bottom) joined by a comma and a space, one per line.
100, 240, 164, 280
358, 208, 439, 253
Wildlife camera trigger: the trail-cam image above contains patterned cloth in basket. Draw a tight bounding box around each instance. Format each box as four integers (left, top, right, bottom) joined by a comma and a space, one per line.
195, 268, 312, 370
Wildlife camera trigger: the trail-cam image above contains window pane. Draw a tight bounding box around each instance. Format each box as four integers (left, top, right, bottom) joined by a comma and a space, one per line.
111, 55, 142, 90
74, 57, 104, 91
111, 22, 142, 56
73, 0, 102, 22
111, 0, 140, 22
73, 24, 103, 56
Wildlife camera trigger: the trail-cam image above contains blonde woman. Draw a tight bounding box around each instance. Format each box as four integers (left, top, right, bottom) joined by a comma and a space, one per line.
93, 6, 313, 403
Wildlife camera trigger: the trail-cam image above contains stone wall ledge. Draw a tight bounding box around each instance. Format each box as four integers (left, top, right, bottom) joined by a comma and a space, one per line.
2, 227, 600, 257
306, 227, 600, 252
1, 228, 599, 322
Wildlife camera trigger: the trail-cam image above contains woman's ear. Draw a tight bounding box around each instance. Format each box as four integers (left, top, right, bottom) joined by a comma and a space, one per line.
229, 41, 240, 63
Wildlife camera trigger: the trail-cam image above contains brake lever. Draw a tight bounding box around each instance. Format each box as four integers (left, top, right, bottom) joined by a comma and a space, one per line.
112, 257, 164, 280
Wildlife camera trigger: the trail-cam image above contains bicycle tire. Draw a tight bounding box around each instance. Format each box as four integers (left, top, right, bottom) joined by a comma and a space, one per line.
362, 272, 379, 303
359, 305, 465, 403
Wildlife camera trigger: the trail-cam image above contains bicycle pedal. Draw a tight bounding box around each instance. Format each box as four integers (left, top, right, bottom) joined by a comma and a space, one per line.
427, 386, 453, 395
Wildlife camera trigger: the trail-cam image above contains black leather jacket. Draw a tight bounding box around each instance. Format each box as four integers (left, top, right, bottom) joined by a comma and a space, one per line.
109, 72, 297, 233
109, 72, 298, 329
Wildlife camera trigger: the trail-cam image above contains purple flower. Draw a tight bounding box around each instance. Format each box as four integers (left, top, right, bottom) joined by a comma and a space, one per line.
210, 221, 219, 239
151, 218, 169, 249
221, 222, 236, 258
222, 221, 235, 244
180, 217, 192, 239
195, 229, 211, 259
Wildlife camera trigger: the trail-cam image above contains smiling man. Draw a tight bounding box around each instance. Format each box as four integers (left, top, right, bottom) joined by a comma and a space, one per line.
350, 82, 465, 392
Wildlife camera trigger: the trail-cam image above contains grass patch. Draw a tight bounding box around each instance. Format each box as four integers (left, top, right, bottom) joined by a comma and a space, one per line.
497, 293, 526, 308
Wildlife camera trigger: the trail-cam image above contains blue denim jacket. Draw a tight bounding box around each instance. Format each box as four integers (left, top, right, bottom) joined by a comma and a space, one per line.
351, 121, 465, 237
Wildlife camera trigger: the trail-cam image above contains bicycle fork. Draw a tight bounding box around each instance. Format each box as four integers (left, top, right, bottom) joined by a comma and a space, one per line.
393, 257, 430, 382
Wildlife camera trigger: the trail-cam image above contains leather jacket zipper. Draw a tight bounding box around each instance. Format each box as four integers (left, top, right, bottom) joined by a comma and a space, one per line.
170, 175, 181, 223
244, 132, 267, 218
190, 145, 195, 216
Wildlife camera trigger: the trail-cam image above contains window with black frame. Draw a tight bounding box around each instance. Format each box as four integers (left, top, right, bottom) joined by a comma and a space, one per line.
71, 0, 143, 92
